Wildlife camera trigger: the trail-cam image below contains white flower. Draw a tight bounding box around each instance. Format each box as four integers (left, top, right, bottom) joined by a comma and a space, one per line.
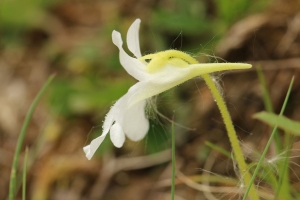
83, 19, 251, 160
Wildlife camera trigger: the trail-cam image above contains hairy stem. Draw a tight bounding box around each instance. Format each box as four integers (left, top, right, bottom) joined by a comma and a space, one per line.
202, 74, 259, 200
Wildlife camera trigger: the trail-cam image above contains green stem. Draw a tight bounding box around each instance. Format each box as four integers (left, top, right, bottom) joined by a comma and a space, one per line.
9, 74, 55, 200
171, 120, 176, 200
202, 74, 259, 200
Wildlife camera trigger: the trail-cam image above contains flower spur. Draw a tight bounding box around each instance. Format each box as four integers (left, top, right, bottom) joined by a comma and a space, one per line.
83, 19, 251, 160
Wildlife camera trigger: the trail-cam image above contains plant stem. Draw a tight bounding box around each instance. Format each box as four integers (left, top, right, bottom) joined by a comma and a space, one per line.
9, 74, 55, 200
202, 74, 259, 200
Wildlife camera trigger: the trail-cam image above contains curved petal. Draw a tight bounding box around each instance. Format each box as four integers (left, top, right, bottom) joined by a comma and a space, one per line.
123, 99, 149, 141
83, 133, 107, 160
83, 103, 118, 160
127, 19, 142, 58
111, 92, 129, 124
110, 123, 125, 147
112, 31, 148, 81
127, 63, 252, 108
102, 105, 116, 134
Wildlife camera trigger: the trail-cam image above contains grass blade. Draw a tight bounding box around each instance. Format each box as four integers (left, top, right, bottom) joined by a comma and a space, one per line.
9, 74, 55, 200
275, 133, 294, 199
256, 66, 282, 152
253, 112, 300, 135
243, 76, 294, 200
22, 147, 29, 200
205, 141, 232, 159
256, 66, 274, 113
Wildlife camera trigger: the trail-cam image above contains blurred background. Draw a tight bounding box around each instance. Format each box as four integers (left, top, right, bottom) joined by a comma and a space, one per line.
1, 0, 300, 199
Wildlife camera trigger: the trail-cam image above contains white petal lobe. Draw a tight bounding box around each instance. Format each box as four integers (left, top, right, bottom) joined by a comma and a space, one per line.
123, 100, 149, 141
110, 123, 125, 148
112, 31, 148, 81
83, 134, 107, 160
102, 106, 115, 134
127, 18, 142, 58
112, 30, 123, 47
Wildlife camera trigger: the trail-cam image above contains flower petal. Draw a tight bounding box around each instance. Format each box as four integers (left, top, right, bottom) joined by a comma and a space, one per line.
127, 19, 142, 58
83, 134, 107, 160
127, 63, 251, 108
83, 104, 117, 160
102, 105, 116, 134
126, 65, 189, 108
112, 30, 148, 81
123, 99, 149, 141
110, 123, 125, 147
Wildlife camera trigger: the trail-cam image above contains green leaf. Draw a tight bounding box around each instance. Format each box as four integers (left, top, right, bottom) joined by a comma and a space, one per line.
253, 111, 300, 135
204, 141, 232, 159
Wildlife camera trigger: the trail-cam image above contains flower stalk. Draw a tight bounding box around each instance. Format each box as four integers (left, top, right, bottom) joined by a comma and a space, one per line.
143, 49, 259, 198
177, 53, 258, 199
202, 74, 259, 200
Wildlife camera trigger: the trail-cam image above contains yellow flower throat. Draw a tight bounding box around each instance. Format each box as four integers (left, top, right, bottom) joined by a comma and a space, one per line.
138, 50, 199, 73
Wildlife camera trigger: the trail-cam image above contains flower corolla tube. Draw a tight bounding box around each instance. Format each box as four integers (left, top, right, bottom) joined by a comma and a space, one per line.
83, 19, 251, 160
